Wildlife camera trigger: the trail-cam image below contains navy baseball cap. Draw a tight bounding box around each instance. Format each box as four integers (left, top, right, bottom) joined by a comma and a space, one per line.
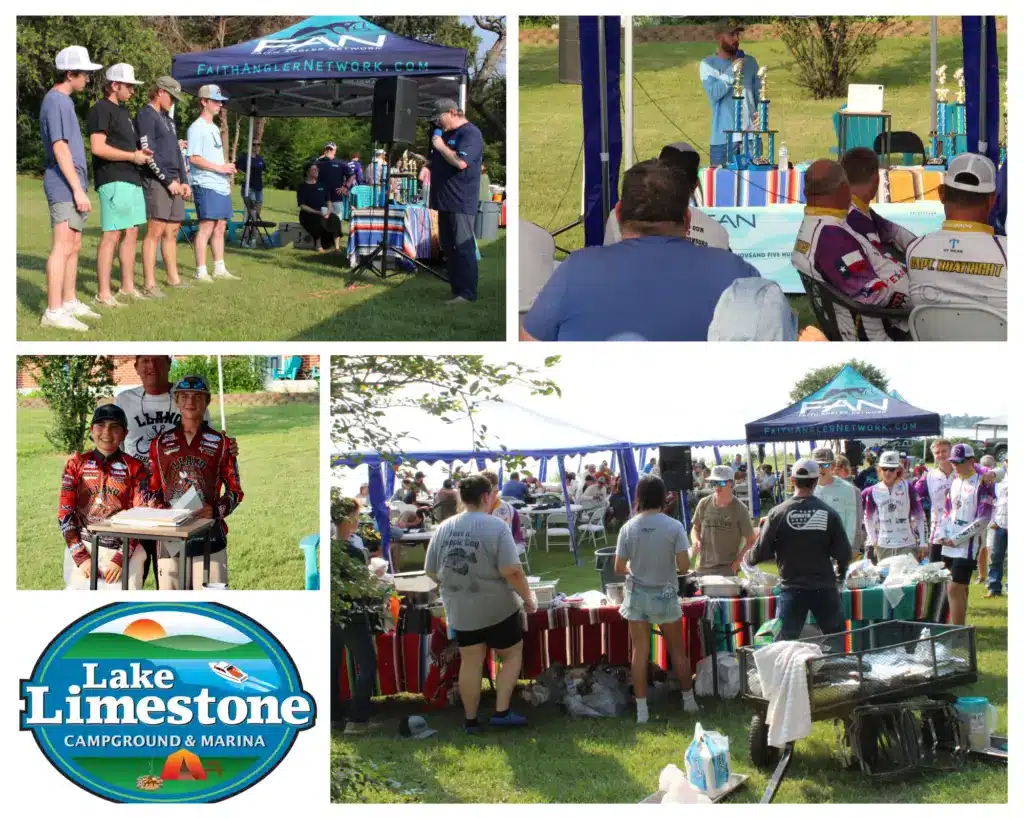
173, 375, 211, 395
91, 403, 128, 429
948, 443, 975, 463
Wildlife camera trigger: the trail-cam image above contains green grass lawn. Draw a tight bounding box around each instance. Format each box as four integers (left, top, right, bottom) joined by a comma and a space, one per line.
16, 176, 505, 341
332, 527, 1008, 803
17, 402, 318, 590
520, 29, 1006, 325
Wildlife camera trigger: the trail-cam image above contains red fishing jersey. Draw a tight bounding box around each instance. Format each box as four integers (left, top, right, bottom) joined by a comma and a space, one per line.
147, 423, 243, 533
58, 450, 153, 566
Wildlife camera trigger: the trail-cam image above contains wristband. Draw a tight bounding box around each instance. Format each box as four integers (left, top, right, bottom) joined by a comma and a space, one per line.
110, 551, 124, 568
71, 546, 90, 567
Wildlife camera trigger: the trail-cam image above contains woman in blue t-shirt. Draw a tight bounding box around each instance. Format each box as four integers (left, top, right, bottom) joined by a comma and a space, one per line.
296, 163, 342, 253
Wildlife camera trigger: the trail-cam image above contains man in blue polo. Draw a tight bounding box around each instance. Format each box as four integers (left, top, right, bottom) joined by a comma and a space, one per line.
315, 142, 348, 220
699, 20, 761, 168
520, 159, 761, 341
428, 97, 484, 304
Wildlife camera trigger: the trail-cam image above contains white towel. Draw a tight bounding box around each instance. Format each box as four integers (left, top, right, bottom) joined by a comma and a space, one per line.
753, 640, 823, 748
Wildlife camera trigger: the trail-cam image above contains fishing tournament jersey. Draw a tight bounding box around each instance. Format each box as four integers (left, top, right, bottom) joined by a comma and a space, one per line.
59, 450, 153, 564
905, 221, 1007, 313
862, 479, 926, 551
792, 207, 911, 341
116, 386, 211, 463
490, 498, 523, 545
148, 423, 243, 538
941, 472, 996, 560
846, 197, 918, 263
913, 464, 994, 542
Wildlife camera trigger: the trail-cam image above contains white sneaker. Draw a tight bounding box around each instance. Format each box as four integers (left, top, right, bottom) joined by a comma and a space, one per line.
212, 268, 240, 281
41, 308, 89, 333
195, 271, 215, 283
63, 300, 102, 320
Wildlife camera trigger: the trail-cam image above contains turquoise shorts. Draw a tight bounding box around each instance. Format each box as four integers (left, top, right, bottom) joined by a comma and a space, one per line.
619, 578, 682, 624
98, 181, 147, 232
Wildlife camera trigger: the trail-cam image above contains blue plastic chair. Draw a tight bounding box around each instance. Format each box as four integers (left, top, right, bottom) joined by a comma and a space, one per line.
299, 534, 320, 591
272, 355, 302, 381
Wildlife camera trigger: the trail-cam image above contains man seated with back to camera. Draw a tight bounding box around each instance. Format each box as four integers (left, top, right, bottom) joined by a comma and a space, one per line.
840, 147, 918, 264
520, 159, 760, 342
905, 153, 1008, 316
791, 159, 912, 341
604, 142, 730, 250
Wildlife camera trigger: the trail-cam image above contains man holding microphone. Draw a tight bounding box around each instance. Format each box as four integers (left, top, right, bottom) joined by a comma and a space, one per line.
428, 98, 484, 304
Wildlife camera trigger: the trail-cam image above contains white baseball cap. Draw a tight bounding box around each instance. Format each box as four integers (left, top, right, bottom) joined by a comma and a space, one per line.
791, 458, 820, 479
105, 63, 140, 84
55, 46, 102, 72
878, 451, 902, 469
198, 84, 229, 101
709, 465, 734, 482
944, 153, 997, 194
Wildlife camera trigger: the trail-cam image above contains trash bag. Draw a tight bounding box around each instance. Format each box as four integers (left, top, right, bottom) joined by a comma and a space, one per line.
563, 665, 629, 718
658, 764, 712, 804
695, 653, 741, 699
685, 723, 732, 798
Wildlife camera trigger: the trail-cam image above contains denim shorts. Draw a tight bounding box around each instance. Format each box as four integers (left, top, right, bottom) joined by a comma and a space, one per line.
619, 578, 682, 624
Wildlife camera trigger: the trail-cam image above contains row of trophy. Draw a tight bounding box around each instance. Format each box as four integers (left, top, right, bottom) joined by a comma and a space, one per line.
930, 64, 966, 164
723, 58, 778, 171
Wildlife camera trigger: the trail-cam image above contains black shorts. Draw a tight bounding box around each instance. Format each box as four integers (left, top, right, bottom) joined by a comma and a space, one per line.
454, 610, 523, 650
948, 558, 977, 586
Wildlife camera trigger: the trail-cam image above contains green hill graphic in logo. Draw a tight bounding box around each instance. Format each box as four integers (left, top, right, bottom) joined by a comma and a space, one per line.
20, 603, 315, 803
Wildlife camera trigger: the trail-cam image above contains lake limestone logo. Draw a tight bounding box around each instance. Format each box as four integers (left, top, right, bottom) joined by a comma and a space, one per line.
20, 603, 315, 803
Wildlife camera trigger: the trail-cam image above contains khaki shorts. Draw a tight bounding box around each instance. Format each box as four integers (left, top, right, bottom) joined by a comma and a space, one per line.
143, 175, 185, 222
49, 200, 88, 232
157, 542, 228, 590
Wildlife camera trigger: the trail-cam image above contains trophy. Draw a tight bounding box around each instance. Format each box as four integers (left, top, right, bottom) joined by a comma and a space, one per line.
952, 66, 966, 157
931, 65, 951, 162
724, 58, 778, 170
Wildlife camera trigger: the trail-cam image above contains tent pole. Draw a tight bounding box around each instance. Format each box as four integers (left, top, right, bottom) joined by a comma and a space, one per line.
597, 16, 611, 229
624, 16, 634, 171
979, 17, 989, 153
458, 75, 467, 112
244, 113, 254, 200
930, 18, 938, 137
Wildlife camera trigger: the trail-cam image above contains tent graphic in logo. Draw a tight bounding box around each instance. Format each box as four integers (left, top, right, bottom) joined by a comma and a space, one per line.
251, 16, 387, 55
20, 603, 315, 803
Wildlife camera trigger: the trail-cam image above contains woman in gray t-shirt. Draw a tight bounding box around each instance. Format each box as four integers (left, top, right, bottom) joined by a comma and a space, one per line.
614, 475, 699, 722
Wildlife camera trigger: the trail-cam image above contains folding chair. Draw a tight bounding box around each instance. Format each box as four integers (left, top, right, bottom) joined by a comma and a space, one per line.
798, 270, 911, 341
578, 504, 609, 550
909, 303, 1007, 341
545, 510, 573, 552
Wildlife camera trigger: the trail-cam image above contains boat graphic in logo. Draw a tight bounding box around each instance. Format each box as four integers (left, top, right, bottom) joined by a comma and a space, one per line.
19, 602, 315, 803
252, 18, 386, 55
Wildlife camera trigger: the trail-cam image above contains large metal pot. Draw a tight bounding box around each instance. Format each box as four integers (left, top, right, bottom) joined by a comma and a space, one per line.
678, 573, 699, 598
393, 571, 438, 605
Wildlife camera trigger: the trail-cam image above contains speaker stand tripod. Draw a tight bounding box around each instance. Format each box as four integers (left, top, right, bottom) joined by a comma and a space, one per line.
348, 142, 448, 286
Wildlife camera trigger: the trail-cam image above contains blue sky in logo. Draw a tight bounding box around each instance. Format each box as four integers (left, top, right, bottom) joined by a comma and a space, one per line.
92, 612, 250, 643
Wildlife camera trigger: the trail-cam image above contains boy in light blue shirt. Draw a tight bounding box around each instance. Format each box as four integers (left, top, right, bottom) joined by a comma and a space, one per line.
699, 20, 761, 167
186, 84, 239, 283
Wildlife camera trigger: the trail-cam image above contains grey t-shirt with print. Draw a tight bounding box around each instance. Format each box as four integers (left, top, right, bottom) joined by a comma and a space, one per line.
424, 511, 521, 631
615, 512, 689, 589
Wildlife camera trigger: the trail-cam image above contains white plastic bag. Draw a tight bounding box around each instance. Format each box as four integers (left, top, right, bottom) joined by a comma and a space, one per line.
684, 723, 731, 797
694, 653, 741, 699
658, 764, 712, 804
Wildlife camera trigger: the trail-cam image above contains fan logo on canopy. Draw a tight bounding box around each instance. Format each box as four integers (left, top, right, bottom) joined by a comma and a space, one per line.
253, 21, 386, 55
19, 603, 315, 803
799, 386, 889, 417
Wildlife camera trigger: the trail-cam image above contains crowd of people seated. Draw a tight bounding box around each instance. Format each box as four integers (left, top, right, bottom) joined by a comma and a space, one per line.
521, 142, 1006, 343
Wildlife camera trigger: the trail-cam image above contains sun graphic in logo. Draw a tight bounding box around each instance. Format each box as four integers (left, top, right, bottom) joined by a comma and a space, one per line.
123, 618, 167, 641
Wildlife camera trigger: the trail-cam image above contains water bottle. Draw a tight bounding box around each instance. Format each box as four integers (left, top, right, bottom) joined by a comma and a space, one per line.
778, 142, 789, 171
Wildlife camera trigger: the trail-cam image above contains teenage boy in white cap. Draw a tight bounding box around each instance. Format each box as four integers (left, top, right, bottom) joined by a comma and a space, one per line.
811, 447, 859, 550
936, 443, 997, 624
40, 46, 105, 332
690, 465, 755, 575
906, 153, 1008, 314
862, 450, 927, 562
137, 76, 191, 295
747, 458, 850, 643
186, 85, 239, 283
87, 63, 153, 309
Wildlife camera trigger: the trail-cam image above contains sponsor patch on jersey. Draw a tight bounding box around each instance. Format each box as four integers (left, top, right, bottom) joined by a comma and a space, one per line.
111, 462, 128, 474
163, 446, 180, 455
201, 432, 220, 443
794, 239, 811, 255
909, 256, 1004, 277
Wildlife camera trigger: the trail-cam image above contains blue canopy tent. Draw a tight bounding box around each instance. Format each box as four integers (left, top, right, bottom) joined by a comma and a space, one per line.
745, 365, 941, 500
578, 16, 1002, 249
171, 16, 469, 198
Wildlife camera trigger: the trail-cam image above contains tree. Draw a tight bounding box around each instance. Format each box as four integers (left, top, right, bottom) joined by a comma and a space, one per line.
168, 356, 268, 395
789, 360, 890, 402
19, 356, 115, 453
774, 17, 893, 99
332, 356, 561, 465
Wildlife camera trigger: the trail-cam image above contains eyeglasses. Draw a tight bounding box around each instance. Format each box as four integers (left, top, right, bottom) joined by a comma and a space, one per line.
711, 480, 730, 487
881, 467, 898, 473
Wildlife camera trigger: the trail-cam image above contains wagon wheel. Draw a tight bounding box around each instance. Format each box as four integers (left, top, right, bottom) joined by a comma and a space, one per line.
749, 712, 780, 769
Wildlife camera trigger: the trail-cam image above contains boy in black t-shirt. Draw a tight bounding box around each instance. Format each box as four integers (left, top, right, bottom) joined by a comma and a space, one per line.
86, 63, 152, 309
